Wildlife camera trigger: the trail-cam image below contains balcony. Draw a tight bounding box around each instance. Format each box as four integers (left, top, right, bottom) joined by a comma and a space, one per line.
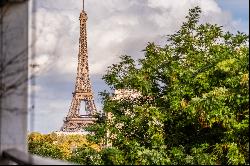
2, 149, 73, 165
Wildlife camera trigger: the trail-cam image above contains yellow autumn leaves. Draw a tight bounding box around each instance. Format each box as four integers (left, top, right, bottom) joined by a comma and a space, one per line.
28, 132, 100, 160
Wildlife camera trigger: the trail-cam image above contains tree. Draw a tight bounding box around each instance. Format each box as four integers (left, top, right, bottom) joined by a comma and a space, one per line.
86, 6, 249, 165
28, 132, 63, 160
28, 132, 100, 162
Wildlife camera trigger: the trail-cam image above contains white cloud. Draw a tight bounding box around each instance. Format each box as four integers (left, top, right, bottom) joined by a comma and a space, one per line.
36, 54, 49, 66
34, 0, 242, 77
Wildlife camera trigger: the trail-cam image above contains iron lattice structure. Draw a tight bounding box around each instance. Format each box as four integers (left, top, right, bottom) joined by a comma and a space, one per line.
61, 9, 97, 132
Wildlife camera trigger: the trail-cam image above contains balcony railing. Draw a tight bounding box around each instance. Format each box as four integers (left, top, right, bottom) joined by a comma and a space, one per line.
1, 149, 74, 165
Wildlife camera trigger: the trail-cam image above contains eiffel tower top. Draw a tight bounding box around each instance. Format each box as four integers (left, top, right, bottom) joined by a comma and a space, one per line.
80, 0, 87, 21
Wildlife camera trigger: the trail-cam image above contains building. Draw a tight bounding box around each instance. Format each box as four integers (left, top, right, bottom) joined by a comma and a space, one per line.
0, 0, 71, 164
113, 89, 141, 101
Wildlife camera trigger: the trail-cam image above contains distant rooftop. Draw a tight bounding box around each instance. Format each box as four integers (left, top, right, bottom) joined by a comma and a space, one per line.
113, 89, 141, 100
54, 131, 89, 135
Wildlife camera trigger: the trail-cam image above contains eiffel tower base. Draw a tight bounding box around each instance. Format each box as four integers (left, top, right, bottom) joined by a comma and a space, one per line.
61, 115, 97, 132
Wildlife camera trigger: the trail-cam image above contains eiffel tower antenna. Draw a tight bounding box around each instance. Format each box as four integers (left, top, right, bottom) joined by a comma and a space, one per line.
83, 0, 84, 11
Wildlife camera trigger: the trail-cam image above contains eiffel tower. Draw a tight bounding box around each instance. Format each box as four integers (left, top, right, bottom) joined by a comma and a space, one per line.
61, 0, 97, 132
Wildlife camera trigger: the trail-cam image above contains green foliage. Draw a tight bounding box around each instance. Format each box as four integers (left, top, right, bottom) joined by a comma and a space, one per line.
69, 145, 103, 165
85, 6, 249, 165
100, 147, 125, 165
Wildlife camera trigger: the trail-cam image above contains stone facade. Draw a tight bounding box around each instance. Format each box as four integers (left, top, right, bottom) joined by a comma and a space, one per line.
0, 0, 29, 156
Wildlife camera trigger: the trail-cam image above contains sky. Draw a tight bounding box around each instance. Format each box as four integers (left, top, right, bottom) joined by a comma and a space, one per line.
29, 0, 249, 134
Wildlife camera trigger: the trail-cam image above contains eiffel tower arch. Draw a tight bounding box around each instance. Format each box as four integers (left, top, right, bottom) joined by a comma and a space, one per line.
61, 1, 97, 132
